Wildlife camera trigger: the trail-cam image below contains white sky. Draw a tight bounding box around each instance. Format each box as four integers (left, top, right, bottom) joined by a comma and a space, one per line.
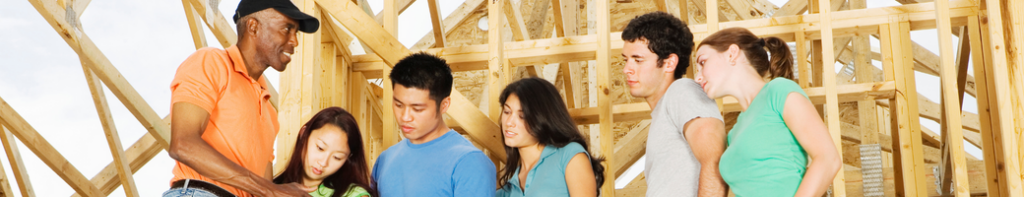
0, 0, 984, 196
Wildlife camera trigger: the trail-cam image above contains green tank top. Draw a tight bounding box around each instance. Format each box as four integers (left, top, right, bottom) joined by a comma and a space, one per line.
718, 78, 809, 197
310, 183, 371, 197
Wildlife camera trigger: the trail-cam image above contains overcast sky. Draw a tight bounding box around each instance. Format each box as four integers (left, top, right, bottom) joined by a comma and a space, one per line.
0, 0, 981, 196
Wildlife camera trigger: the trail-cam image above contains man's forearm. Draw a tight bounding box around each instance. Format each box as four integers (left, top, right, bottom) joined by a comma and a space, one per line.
696, 165, 727, 197
170, 137, 271, 196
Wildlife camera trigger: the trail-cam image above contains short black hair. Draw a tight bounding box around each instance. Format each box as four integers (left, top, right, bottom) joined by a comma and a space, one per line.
389, 52, 454, 105
622, 11, 694, 79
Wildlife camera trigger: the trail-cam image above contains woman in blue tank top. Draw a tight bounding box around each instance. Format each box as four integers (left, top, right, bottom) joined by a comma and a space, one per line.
495, 78, 606, 197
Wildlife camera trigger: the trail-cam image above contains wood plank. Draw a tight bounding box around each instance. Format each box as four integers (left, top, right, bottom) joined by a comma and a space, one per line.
967, 14, 1004, 197
552, 0, 583, 108
981, 0, 1024, 194
411, 0, 486, 50
851, 0, 877, 146
488, 0, 507, 123
181, 0, 207, 49
1003, 0, 1024, 194
317, 0, 507, 161
815, 0, 846, 195
796, 29, 810, 88
0, 149, 12, 197
0, 96, 103, 197
932, 0, 969, 195
426, 0, 445, 47
0, 126, 32, 197
595, 0, 614, 194
502, 0, 529, 41
72, 123, 163, 197
185, 0, 236, 47
82, 65, 139, 197
28, 0, 172, 149
612, 120, 650, 177
705, 0, 718, 31
881, 15, 929, 196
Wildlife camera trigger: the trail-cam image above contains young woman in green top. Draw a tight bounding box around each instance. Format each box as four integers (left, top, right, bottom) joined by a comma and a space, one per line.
693, 27, 842, 197
275, 107, 377, 197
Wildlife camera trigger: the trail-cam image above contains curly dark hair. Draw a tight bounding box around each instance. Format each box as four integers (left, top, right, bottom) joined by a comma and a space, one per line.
622, 11, 694, 79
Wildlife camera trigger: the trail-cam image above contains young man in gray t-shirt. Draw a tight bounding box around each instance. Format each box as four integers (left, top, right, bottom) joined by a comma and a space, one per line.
621, 12, 727, 197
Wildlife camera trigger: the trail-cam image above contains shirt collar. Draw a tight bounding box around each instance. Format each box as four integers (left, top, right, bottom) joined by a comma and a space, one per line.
227, 45, 271, 97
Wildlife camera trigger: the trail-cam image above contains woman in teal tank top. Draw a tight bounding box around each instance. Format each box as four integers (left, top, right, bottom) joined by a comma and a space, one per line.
692, 27, 842, 197
495, 78, 606, 197
274, 107, 376, 197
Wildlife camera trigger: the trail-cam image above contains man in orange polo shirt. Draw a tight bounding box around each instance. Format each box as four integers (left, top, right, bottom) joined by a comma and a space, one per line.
164, 0, 319, 196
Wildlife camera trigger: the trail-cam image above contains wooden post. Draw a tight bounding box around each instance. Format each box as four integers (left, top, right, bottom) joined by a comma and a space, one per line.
181, 0, 207, 49
82, 65, 140, 197
0, 125, 32, 197
488, 0, 507, 123
596, 0, 614, 194
967, 13, 1004, 197
427, 0, 445, 48
0, 150, 12, 197
932, 0, 969, 195
880, 15, 928, 196
815, 0, 846, 195
276, 0, 322, 174
981, 0, 1024, 195
382, 0, 399, 149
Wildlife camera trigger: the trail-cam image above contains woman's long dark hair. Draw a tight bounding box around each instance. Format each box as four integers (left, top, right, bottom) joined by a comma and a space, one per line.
274, 107, 377, 197
497, 77, 606, 194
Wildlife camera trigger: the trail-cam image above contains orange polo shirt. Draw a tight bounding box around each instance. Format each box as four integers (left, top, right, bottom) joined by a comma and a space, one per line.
169, 45, 279, 197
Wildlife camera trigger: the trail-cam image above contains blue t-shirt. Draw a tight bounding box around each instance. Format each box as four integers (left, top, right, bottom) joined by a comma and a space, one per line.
372, 130, 496, 197
496, 142, 589, 197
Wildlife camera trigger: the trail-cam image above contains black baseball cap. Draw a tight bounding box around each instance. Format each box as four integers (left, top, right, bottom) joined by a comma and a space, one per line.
233, 0, 320, 33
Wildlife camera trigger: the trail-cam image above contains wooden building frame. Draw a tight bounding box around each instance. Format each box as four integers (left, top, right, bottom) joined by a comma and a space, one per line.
3, 0, 1023, 196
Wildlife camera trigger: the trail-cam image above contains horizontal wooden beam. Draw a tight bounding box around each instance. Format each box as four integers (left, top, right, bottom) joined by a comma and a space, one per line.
0, 95, 103, 197
569, 81, 896, 124
351, 0, 976, 76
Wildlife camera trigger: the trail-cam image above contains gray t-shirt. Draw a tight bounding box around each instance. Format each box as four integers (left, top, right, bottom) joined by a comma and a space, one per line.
644, 79, 723, 197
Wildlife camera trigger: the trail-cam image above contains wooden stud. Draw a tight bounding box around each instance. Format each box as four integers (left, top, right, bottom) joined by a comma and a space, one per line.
488, 0, 506, 124
0, 126, 33, 197
181, 0, 207, 49
502, 0, 529, 41
967, 14, 1004, 197
1003, 1, 1024, 191
371, 0, 415, 24
426, 0, 445, 48
276, 0, 322, 174
850, 0, 877, 147
185, 0, 236, 47
411, 0, 486, 50
27, 0, 172, 149
881, 15, 929, 196
982, 0, 1024, 194
552, 0, 583, 108
595, 0, 614, 195
796, 29, 811, 88
72, 0, 90, 19
73, 127, 163, 197
705, 0, 718, 31
613, 120, 650, 177
815, 0, 847, 195
932, 0, 969, 195
0, 148, 12, 197
0, 96, 103, 197
82, 65, 139, 197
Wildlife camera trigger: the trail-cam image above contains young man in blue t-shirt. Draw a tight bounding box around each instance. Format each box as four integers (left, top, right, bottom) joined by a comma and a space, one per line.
371, 52, 496, 197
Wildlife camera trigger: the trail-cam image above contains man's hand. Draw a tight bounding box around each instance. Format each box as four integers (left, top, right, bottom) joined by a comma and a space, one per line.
262, 183, 315, 197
